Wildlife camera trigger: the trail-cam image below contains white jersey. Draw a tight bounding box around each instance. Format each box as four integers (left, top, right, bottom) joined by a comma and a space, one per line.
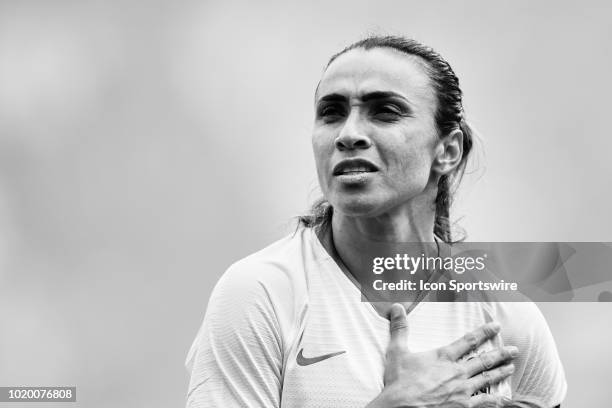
185, 227, 567, 407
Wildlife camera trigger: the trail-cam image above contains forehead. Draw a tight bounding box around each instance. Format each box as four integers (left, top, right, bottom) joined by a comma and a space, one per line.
316, 48, 436, 109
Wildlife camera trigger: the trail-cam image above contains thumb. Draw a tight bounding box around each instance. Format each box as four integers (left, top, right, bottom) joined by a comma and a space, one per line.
388, 303, 409, 351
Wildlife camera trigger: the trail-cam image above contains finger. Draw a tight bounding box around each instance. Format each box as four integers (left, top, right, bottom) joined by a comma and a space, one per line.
443, 322, 501, 360
388, 303, 409, 351
467, 363, 514, 394
464, 346, 519, 377
469, 393, 512, 407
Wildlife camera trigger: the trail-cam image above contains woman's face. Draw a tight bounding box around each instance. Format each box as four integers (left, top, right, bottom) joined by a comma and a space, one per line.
313, 47, 441, 218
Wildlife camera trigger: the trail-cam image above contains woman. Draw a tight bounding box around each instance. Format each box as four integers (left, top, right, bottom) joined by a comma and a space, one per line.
185, 36, 566, 408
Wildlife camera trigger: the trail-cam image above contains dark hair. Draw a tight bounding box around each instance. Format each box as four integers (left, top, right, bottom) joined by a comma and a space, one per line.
299, 36, 474, 243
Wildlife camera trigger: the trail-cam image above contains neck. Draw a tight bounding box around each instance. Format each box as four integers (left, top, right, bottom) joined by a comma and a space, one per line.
323, 197, 439, 303
332, 206, 436, 244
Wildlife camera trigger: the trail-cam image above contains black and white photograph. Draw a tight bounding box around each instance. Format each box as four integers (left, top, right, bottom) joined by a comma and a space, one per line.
0, 1, 611, 407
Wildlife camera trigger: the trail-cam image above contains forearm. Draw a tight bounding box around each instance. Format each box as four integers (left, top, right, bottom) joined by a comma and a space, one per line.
504, 401, 560, 408
363, 391, 561, 408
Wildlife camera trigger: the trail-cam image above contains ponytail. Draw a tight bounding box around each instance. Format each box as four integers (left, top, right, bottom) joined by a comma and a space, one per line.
433, 119, 474, 243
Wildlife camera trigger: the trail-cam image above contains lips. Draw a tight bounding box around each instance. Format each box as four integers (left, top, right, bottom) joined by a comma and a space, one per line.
332, 158, 379, 176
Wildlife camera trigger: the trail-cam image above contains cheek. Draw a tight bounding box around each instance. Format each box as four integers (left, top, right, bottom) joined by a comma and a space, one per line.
311, 132, 333, 181
400, 151, 433, 176
383, 140, 435, 189
387, 142, 433, 171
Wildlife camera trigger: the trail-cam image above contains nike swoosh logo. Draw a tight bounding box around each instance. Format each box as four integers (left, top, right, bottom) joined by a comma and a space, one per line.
296, 348, 346, 366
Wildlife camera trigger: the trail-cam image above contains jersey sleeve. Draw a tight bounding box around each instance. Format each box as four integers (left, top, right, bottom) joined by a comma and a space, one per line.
185, 259, 298, 408
499, 303, 567, 407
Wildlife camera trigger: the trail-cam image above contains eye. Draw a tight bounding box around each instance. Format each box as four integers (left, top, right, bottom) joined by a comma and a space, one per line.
373, 103, 404, 121
317, 103, 346, 122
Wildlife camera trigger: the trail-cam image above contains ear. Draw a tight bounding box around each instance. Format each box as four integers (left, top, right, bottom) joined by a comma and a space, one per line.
432, 129, 463, 176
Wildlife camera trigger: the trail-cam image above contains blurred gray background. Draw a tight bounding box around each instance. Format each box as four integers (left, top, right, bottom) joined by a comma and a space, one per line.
0, 0, 610, 407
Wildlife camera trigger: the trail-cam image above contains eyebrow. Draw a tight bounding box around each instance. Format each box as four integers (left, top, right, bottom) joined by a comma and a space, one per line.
316, 91, 409, 104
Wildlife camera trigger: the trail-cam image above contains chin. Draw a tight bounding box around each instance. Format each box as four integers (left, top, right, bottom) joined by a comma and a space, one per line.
330, 192, 388, 218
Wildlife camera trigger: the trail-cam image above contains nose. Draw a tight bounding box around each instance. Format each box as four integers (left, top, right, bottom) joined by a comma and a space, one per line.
335, 113, 372, 151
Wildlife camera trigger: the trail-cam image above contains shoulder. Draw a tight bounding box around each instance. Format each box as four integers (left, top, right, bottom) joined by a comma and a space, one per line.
203, 227, 319, 343
186, 228, 318, 370
216, 226, 317, 300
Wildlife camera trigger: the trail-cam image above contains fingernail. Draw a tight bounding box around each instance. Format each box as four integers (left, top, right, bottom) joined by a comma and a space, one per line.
390, 304, 403, 319
507, 346, 519, 358
490, 321, 501, 332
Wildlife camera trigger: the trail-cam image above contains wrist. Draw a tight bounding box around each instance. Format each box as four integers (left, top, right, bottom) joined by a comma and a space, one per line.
365, 387, 405, 408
